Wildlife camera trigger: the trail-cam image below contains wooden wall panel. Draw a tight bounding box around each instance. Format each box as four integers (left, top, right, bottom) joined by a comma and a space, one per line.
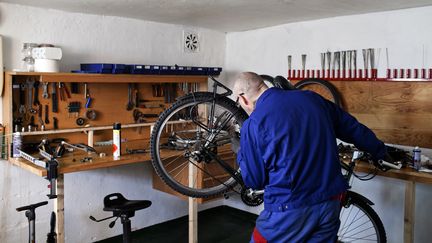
322, 80, 432, 148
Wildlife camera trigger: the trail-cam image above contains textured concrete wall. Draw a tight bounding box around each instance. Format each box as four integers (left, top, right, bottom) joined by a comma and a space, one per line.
0, 3, 225, 242
224, 6, 432, 243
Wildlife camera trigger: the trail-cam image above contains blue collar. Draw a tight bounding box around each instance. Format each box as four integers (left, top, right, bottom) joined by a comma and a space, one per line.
255, 87, 277, 108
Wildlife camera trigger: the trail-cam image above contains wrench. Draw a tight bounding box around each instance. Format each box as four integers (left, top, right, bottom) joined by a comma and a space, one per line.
26, 78, 36, 114
18, 83, 26, 114
51, 82, 58, 113
37, 104, 44, 130
33, 81, 40, 106
42, 82, 49, 99
45, 104, 50, 124
126, 83, 134, 110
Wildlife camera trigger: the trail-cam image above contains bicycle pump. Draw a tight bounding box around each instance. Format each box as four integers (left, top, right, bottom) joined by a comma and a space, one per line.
16, 201, 48, 243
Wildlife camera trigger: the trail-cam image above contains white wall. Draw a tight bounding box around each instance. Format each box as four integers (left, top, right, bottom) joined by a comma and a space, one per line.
226, 6, 432, 79
0, 3, 225, 242
2, 2, 432, 242
225, 6, 432, 243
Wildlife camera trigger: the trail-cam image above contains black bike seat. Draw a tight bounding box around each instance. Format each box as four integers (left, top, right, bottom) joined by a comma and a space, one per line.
103, 193, 151, 214
16, 201, 48, 212
274, 76, 295, 90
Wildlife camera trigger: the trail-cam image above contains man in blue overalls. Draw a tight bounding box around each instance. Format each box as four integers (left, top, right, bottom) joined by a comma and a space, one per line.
233, 72, 388, 242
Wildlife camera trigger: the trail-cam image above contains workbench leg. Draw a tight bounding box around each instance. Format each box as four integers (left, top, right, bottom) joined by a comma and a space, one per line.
188, 162, 198, 243
55, 174, 65, 243
404, 181, 415, 243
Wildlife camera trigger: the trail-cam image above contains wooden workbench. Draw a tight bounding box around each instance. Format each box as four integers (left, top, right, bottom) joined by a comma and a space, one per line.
311, 78, 432, 243
353, 162, 432, 243
2, 72, 209, 243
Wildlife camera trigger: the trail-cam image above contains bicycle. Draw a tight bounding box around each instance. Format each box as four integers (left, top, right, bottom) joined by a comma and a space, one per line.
150, 75, 398, 242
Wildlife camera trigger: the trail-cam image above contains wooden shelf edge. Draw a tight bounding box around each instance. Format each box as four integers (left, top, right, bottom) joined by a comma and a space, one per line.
6, 72, 209, 83
8, 157, 45, 176
8, 152, 153, 177
354, 162, 432, 184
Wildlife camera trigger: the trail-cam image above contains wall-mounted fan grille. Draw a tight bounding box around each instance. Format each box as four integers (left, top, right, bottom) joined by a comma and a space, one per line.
184, 31, 200, 53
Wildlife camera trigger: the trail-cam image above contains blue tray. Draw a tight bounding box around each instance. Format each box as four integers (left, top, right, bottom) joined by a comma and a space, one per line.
160, 65, 184, 75
80, 63, 113, 73
126, 65, 154, 74
207, 67, 222, 76
184, 66, 207, 75
112, 64, 126, 74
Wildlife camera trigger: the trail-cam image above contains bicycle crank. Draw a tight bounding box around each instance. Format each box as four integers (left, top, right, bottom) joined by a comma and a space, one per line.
240, 188, 264, 207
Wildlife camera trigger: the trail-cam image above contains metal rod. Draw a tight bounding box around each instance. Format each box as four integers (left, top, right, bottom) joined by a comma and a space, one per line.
353, 50, 357, 71
369, 48, 375, 69
301, 54, 307, 71
320, 53, 326, 70
326, 51, 331, 71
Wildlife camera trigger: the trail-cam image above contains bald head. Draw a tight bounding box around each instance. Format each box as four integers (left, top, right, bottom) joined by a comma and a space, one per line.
233, 72, 269, 114
233, 72, 268, 99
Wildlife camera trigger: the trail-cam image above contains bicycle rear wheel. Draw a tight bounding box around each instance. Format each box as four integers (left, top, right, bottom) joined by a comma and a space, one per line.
150, 92, 248, 198
338, 191, 387, 243
294, 78, 342, 107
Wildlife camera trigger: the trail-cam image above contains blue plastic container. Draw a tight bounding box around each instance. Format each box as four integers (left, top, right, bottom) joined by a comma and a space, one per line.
80, 63, 113, 73
160, 65, 184, 75
71, 70, 98, 73
176, 66, 185, 75
207, 67, 222, 76
152, 65, 161, 74
159, 65, 170, 74
126, 65, 154, 74
184, 66, 207, 75
112, 64, 126, 74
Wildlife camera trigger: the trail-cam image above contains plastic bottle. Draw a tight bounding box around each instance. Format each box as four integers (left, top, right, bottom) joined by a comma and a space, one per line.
413, 146, 421, 171
113, 123, 121, 160
12, 132, 22, 158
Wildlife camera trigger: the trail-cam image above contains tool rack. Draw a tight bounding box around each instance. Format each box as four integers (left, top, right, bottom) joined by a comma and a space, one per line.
291, 77, 432, 243
2, 71, 210, 243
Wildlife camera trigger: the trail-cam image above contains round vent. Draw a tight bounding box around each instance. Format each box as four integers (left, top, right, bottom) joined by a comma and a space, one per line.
184, 31, 199, 53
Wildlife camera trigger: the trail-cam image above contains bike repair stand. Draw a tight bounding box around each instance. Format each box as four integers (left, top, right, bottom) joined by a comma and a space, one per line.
18, 149, 62, 241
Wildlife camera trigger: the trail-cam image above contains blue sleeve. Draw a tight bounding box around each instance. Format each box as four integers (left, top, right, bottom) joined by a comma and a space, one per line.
236, 119, 267, 190
326, 99, 387, 160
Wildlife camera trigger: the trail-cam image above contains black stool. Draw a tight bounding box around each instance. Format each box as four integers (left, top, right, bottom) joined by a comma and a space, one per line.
90, 193, 151, 243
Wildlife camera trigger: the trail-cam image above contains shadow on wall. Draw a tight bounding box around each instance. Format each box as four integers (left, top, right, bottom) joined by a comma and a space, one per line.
2, 35, 14, 71
60, 47, 91, 72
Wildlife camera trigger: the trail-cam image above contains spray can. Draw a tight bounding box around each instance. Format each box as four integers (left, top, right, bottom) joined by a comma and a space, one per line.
113, 123, 121, 160
12, 132, 22, 158
413, 146, 421, 171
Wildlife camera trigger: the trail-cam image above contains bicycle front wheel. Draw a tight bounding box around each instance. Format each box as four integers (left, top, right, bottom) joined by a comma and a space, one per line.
150, 92, 248, 198
338, 191, 387, 243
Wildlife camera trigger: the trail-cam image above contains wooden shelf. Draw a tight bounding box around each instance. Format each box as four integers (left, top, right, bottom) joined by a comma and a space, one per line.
8, 146, 186, 177
6, 72, 209, 83
354, 161, 432, 184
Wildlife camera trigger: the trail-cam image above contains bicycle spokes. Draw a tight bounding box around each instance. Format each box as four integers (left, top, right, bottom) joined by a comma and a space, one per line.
152, 96, 243, 198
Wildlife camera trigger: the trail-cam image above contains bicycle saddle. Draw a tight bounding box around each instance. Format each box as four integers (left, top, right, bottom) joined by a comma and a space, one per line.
273, 76, 295, 90
103, 193, 151, 216
16, 201, 48, 212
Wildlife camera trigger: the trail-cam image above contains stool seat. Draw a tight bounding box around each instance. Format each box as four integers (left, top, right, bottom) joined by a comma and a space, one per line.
103, 193, 151, 215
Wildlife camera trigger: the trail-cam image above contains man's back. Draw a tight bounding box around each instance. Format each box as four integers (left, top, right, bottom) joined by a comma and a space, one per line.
239, 88, 348, 210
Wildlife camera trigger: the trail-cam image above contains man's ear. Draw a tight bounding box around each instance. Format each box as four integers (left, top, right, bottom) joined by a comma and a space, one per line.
240, 95, 249, 106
